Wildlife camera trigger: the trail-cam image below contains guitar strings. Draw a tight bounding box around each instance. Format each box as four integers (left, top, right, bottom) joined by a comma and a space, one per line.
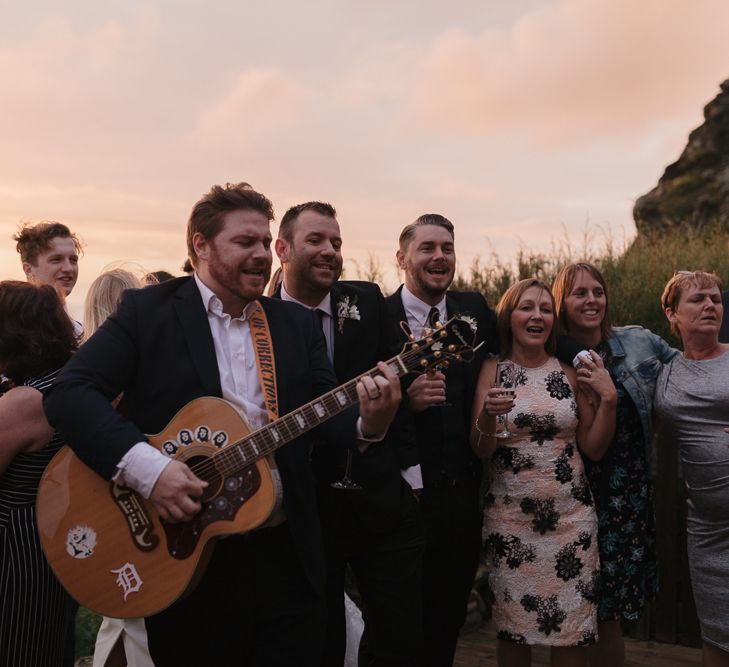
181, 329, 461, 484
183, 339, 450, 483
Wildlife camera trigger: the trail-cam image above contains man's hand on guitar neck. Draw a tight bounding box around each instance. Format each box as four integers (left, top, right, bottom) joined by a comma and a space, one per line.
150, 460, 208, 523
358, 361, 402, 439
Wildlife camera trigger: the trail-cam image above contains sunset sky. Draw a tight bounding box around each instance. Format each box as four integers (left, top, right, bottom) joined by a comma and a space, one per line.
1, 0, 728, 318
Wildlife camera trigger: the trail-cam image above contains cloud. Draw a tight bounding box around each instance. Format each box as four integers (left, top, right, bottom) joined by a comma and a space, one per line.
195, 67, 313, 146
410, 0, 729, 146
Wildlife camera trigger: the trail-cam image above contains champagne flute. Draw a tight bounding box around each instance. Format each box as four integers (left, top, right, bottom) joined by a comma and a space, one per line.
495, 360, 516, 439
331, 449, 362, 491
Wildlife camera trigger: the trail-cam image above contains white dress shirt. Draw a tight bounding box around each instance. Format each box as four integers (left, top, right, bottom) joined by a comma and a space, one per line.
400, 285, 447, 340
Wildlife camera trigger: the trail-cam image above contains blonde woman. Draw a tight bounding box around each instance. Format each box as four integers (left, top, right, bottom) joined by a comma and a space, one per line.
84, 269, 155, 667
83, 268, 147, 338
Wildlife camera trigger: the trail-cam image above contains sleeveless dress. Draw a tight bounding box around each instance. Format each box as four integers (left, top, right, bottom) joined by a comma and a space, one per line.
582, 343, 657, 622
483, 358, 600, 646
654, 350, 729, 652
0, 370, 75, 667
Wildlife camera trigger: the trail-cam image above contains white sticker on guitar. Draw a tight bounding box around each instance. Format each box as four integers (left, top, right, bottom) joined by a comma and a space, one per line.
111, 562, 143, 601
66, 525, 97, 559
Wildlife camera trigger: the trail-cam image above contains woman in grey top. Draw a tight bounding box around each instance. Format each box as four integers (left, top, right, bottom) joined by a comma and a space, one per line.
654, 270, 729, 667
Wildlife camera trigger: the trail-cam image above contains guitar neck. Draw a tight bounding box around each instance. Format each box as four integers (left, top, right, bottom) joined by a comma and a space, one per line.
214, 354, 408, 472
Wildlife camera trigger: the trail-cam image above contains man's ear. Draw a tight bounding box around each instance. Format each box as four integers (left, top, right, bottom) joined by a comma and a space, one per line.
21, 261, 35, 279
275, 238, 290, 263
191, 232, 210, 263
395, 249, 406, 271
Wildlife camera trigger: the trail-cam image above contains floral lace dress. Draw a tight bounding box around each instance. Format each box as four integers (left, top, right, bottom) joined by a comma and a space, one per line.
483, 358, 600, 646
583, 343, 657, 622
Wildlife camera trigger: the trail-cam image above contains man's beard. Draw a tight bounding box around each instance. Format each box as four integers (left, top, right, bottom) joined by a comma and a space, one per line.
208, 248, 270, 304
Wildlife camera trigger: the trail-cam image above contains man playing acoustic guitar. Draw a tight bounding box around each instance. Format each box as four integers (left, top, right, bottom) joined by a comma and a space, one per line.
44, 183, 402, 667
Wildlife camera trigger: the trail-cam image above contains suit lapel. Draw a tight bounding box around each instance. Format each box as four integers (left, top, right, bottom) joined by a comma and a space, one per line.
445, 292, 460, 319
331, 283, 349, 375
388, 286, 410, 343
173, 279, 222, 397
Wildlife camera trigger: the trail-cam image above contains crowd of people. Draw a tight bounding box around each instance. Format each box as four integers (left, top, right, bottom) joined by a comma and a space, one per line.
0, 182, 727, 667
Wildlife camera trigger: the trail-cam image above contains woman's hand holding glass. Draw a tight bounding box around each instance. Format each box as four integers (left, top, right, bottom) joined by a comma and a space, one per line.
574, 350, 616, 406
483, 360, 517, 439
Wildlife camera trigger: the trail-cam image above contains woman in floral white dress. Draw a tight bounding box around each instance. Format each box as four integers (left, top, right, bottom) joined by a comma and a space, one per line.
470, 279, 617, 667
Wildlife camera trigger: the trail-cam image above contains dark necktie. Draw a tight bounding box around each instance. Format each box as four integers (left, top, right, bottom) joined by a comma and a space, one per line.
428, 306, 440, 328
315, 308, 326, 330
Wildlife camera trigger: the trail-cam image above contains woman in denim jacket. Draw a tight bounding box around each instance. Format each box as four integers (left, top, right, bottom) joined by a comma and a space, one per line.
552, 263, 677, 667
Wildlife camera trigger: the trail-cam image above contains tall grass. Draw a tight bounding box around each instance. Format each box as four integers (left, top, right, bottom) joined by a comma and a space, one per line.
449, 227, 729, 344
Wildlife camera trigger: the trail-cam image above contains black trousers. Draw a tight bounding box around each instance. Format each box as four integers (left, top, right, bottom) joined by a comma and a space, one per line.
419, 482, 482, 667
145, 523, 326, 667
319, 490, 425, 667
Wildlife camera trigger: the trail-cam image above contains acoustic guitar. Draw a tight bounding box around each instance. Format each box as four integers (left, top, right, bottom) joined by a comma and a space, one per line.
37, 317, 476, 618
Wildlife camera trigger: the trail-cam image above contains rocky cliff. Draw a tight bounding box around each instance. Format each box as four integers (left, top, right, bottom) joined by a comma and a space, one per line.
634, 79, 729, 234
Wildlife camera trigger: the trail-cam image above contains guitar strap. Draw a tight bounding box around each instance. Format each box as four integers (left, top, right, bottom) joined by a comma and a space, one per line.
248, 301, 279, 422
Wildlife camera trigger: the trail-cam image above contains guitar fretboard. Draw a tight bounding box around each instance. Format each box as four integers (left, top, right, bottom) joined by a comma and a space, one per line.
211, 357, 405, 477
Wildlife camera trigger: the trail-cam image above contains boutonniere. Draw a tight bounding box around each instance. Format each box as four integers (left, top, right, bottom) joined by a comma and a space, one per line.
458, 314, 478, 334
336, 295, 360, 333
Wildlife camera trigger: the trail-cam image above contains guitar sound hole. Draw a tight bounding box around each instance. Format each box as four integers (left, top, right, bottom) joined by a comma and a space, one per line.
184, 455, 222, 503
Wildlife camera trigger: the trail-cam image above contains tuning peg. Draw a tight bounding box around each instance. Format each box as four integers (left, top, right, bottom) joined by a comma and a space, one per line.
448, 344, 456, 352
420, 359, 429, 368
423, 327, 433, 336
441, 360, 450, 368
408, 335, 416, 342
434, 351, 442, 359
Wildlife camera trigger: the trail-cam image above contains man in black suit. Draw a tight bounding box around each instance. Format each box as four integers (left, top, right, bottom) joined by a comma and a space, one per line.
44, 183, 401, 667
386, 214, 498, 667
274, 201, 425, 667
720, 290, 729, 343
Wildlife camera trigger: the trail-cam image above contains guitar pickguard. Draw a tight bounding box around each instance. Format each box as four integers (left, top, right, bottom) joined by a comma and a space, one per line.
163, 464, 262, 560
110, 483, 160, 552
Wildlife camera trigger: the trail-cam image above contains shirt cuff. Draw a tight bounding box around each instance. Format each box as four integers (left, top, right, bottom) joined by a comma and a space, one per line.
355, 416, 386, 453
400, 464, 423, 490
112, 442, 171, 499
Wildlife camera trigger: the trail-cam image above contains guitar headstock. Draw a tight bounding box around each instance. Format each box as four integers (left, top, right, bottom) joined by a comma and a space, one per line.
398, 316, 477, 374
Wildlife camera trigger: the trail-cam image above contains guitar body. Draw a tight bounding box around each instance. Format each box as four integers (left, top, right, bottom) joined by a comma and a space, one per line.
37, 397, 276, 618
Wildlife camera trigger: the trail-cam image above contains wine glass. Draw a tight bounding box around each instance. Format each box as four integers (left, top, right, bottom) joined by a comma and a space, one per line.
495, 360, 516, 439
331, 449, 362, 491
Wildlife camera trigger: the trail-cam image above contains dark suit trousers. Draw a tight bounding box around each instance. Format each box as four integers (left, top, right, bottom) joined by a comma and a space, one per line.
319, 490, 425, 667
419, 482, 482, 667
145, 523, 326, 667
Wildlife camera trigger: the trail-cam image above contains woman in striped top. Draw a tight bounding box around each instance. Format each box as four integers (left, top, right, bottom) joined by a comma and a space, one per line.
0, 280, 78, 667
